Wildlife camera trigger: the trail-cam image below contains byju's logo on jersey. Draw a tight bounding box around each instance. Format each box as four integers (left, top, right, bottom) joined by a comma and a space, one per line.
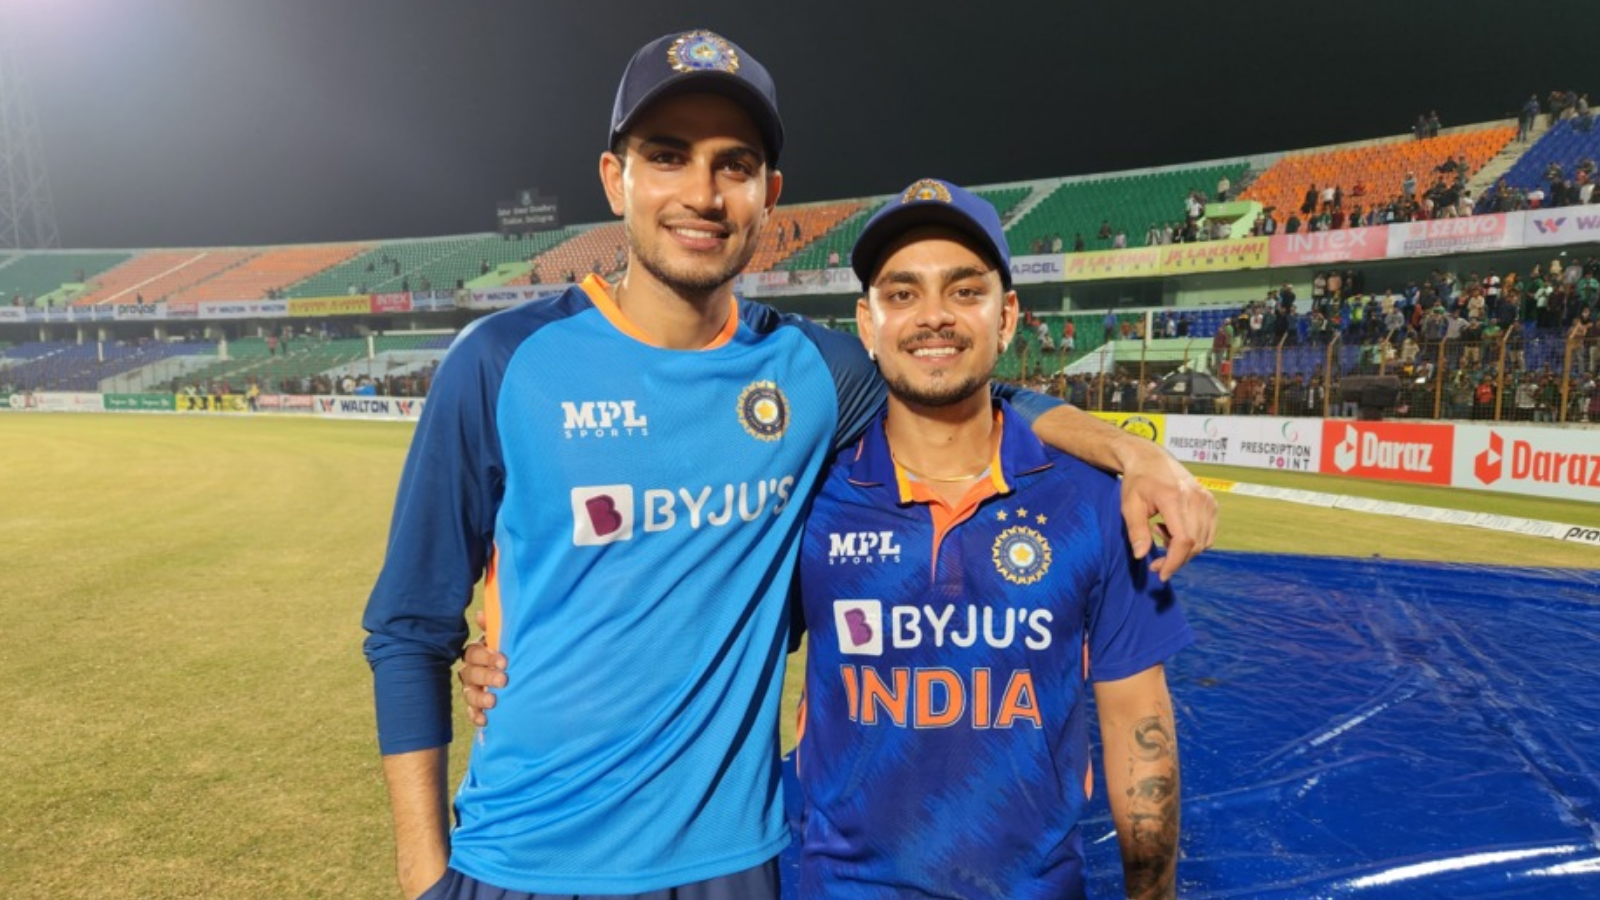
828, 530, 902, 565
737, 381, 788, 441
992, 526, 1052, 586
561, 401, 648, 439
833, 600, 883, 656
570, 476, 797, 547
571, 485, 634, 545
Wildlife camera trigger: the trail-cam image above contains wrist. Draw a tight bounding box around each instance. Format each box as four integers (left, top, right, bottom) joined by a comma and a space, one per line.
1109, 428, 1158, 474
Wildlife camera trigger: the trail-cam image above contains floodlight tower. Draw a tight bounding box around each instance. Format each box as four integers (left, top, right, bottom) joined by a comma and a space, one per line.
0, 29, 60, 249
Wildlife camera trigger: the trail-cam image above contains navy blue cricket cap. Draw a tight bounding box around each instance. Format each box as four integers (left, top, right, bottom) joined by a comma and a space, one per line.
852, 178, 1012, 292
610, 30, 784, 166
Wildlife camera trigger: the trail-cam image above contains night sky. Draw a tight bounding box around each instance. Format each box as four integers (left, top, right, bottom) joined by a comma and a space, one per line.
4, 0, 1593, 249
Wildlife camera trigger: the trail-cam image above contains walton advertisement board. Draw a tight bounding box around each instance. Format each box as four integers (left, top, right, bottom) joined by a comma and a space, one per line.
1452, 424, 1600, 504
1521, 211, 1600, 247
313, 395, 427, 421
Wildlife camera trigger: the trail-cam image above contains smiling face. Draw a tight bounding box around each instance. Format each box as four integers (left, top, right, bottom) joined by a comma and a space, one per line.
600, 92, 781, 298
856, 226, 1017, 410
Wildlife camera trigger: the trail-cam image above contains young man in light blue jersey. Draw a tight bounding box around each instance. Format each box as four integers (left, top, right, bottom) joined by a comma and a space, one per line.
371, 30, 1212, 900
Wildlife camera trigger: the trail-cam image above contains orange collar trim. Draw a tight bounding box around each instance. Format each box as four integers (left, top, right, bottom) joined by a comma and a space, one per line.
891, 409, 1011, 505
579, 274, 740, 350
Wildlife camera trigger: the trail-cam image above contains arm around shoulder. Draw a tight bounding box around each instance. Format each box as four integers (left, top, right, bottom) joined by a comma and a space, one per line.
1028, 405, 1217, 580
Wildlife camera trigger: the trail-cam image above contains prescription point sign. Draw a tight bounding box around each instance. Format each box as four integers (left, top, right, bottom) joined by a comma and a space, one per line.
1165, 416, 1322, 472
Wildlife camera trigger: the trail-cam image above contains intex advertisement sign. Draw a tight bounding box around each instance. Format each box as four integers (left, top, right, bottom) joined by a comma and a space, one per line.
1320, 421, 1454, 485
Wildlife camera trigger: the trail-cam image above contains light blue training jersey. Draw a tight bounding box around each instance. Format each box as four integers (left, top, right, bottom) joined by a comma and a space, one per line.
363, 276, 886, 893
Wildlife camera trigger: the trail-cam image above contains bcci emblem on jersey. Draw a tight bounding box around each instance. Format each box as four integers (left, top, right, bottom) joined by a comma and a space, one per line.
992, 526, 1052, 585
737, 380, 788, 441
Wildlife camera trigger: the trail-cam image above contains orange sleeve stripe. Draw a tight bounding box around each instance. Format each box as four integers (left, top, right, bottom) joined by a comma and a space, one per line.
484, 543, 503, 652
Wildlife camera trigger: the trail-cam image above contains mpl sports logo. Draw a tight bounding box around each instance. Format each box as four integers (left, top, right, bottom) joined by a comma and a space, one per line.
1321, 421, 1452, 485
570, 475, 797, 546
561, 400, 648, 439
828, 530, 902, 565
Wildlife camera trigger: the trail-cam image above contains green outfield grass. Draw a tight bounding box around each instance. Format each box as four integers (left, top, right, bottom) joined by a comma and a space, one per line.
1, 413, 1595, 899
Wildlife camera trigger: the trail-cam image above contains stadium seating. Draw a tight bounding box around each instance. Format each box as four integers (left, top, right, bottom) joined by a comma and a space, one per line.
169, 244, 370, 303
526, 224, 628, 284
0, 340, 216, 391
1475, 118, 1600, 210
284, 242, 428, 297
174, 336, 373, 393
0, 252, 132, 304
779, 187, 1035, 274
1007, 164, 1249, 255
1241, 125, 1516, 221
73, 249, 258, 306
372, 333, 452, 352
747, 201, 865, 272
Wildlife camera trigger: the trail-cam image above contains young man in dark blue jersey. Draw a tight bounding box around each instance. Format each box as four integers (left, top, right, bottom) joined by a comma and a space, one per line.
792, 180, 1190, 899
374, 30, 1211, 900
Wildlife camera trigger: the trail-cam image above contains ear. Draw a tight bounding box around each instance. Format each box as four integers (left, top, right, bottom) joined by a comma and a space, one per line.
855, 295, 877, 360
998, 290, 1020, 350
765, 168, 784, 216
600, 151, 626, 217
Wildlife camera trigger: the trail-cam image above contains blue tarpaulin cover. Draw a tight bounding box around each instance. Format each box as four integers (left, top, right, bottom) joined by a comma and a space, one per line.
782, 551, 1600, 898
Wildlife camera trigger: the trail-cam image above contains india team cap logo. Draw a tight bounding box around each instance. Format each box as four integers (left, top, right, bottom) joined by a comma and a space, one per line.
992, 526, 1052, 586
611, 29, 783, 164
853, 177, 1012, 291
900, 178, 953, 205
737, 380, 789, 441
667, 30, 741, 74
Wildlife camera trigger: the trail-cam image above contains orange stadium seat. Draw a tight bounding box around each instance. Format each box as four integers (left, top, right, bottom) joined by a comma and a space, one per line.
74, 249, 257, 306
745, 201, 865, 272
523, 224, 628, 285
1240, 125, 1517, 220
168, 244, 370, 303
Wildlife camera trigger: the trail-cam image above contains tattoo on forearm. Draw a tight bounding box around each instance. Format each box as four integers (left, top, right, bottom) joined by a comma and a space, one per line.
1122, 716, 1179, 899
1132, 716, 1174, 761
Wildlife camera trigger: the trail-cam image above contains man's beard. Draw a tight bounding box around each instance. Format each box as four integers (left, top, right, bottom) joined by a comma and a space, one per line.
627, 219, 755, 295
886, 370, 988, 408
886, 330, 988, 408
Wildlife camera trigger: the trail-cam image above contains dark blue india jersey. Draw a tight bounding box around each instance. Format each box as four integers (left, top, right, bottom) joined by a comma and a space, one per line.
361, 277, 886, 894
795, 403, 1193, 900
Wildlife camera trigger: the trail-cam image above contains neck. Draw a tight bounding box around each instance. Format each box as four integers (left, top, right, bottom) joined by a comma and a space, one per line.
610, 263, 735, 349
883, 388, 996, 484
